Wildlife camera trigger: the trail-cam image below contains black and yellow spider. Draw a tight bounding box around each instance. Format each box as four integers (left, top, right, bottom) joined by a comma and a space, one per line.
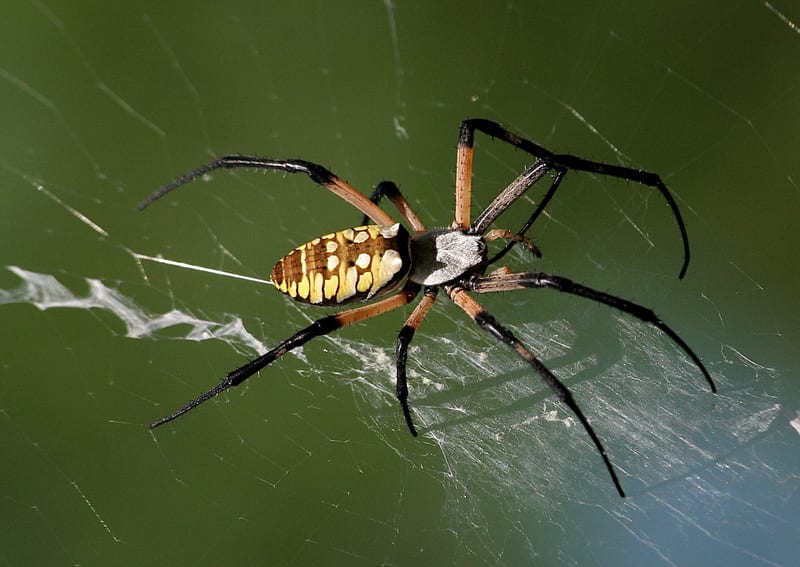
139, 118, 716, 497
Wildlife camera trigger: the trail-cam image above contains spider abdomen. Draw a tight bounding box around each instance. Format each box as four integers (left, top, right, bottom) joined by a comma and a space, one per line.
270, 223, 411, 305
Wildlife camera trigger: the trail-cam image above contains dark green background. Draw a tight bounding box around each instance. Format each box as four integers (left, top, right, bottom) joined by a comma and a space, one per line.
1, 2, 797, 565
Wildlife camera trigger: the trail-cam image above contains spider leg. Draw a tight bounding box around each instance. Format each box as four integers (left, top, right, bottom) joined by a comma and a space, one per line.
446, 285, 626, 497
453, 121, 477, 229
362, 180, 427, 233
547, 153, 690, 279
470, 162, 555, 235
395, 287, 438, 436
150, 284, 419, 429
483, 168, 567, 266
484, 228, 542, 258
467, 271, 716, 393
456, 122, 556, 235
137, 155, 396, 226
460, 119, 691, 279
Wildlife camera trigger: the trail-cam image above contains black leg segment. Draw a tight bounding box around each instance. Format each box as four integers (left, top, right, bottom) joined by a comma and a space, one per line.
468, 271, 716, 393
460, 119, 691, 278
448, 285, 626, 497
149, 315, 343, 429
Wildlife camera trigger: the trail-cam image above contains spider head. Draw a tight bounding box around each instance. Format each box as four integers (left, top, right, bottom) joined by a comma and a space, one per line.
408, 229, 487, 286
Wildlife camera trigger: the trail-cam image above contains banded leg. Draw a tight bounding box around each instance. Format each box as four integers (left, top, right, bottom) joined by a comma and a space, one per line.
457, 119, 691, 278
447, 284, 626, 497
150, 284, 420, 429
468, 271, 715, 392
137, 156, 396, 226
453, 120, 476, 229
395, 287, 439, 435
363, 180, 427, 233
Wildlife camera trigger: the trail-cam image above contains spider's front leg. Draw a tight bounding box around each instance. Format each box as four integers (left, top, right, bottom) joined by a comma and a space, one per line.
460, 118, 692, 278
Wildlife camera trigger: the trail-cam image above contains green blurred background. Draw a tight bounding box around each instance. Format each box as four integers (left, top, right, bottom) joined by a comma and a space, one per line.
1, 1, 797, 565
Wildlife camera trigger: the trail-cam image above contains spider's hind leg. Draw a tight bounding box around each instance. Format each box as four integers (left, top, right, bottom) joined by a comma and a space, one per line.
150, 285, 420, 429
362, 180, 426, 233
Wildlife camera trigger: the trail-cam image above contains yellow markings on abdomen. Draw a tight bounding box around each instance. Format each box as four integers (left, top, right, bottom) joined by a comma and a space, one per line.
270, 223, 411, 306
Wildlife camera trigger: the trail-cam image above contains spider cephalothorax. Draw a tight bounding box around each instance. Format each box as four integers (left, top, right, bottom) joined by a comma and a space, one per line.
139, 118, 716, 497
408, 229, 487, 285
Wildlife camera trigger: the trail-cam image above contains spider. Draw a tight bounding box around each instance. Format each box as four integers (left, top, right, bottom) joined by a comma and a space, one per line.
139, 118, 716, 497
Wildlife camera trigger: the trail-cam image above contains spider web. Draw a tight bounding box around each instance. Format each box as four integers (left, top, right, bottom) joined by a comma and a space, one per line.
1, 2, 798, 565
